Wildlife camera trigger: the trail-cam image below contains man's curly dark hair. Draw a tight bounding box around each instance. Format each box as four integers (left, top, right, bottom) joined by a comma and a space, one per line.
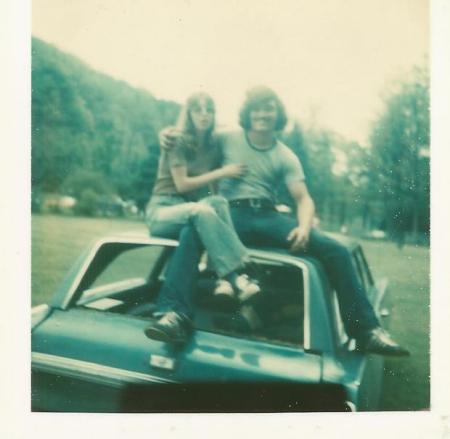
239, 86, 288, 131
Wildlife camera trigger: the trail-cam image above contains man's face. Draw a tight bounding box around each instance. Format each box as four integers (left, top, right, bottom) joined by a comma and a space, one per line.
249, 99, 278, 133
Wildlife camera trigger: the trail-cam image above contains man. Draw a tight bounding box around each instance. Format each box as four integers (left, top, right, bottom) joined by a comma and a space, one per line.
219, 86, 408, 356
156, 86, 409, 356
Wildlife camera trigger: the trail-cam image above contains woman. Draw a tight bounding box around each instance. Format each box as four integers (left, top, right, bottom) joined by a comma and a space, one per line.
144, 92, 259, 343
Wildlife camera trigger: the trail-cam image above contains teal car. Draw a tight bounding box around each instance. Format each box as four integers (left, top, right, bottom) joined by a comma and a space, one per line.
31, 233, 390, 412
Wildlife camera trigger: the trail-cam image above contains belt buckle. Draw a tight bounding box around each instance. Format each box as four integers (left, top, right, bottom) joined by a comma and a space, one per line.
249, 199, 262, 209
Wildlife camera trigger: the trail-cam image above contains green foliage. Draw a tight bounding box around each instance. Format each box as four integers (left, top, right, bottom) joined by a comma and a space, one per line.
284, 123, 366, 230
62, 169, 113, 199
75, 189, 101, 217
368, 66, 429, 240
280, 121, 312, 206
302, 128, 338, 213
282, 66, 430, 242
32, 37, 179, 205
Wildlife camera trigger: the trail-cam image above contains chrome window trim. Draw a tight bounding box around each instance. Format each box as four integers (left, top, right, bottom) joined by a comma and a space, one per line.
373, 278, 388, 313
249, 251, 311, 350
32, 352, 177, 388
78, 277, 147, 305
331, 290, 349, 346
60, 237, 178, 309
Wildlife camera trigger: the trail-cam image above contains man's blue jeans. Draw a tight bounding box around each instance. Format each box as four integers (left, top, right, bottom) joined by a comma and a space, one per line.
229, 206, 380, 338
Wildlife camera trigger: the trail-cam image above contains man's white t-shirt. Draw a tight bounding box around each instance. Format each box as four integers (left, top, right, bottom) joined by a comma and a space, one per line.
218, 131, 305, 202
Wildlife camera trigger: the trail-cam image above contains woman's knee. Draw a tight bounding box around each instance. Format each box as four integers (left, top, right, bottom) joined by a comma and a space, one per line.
190, 202, 216, 218
202, 195, 228, 209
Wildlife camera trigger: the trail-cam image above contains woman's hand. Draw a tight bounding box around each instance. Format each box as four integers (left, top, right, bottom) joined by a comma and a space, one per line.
159, 126, 181, 150
221, 164, 247, 178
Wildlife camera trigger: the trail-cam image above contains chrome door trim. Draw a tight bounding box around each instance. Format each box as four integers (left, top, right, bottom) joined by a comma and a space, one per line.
32, 352, 177, 388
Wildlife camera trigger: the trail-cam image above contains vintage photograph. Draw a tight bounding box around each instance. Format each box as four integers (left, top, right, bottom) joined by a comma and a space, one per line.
30, 0, 429, 413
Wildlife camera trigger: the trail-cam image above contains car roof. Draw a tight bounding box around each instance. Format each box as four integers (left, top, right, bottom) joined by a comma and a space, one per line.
50, 230, 360, 310
104, 230, 360, 253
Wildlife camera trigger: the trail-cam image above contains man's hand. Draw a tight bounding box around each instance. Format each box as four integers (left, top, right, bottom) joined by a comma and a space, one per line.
287, 226, 310, 252
159, 126, 180, 150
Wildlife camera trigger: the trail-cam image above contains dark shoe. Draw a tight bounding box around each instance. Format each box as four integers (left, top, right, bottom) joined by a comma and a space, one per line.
144, 311, 192, 344
356, 327, 410, 356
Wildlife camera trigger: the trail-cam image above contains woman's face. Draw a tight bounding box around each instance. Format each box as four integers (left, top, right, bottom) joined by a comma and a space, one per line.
189, 98, 215, 133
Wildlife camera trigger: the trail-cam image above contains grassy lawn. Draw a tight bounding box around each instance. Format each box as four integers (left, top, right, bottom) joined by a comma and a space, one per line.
362, 240, 430, 411
31, 214, 147, 305
31, 214, 429, 411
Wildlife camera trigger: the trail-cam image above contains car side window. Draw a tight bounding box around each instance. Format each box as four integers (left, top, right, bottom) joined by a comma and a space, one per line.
77, 245, 167, 309
90, 246, 163, 287
194, 261, 305, 347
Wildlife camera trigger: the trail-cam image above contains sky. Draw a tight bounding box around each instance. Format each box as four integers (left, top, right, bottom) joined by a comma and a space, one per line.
32, 0, 428, 144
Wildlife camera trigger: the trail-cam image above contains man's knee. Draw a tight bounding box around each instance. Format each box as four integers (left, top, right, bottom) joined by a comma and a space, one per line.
309, 231, 351, 258
324, 237, 351, 260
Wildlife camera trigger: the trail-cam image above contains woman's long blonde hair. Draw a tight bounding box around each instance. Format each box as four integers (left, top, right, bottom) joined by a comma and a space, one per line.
176, 92, 216, 150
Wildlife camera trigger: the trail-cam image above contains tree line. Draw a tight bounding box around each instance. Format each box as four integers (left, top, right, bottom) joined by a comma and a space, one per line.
32, 37, 179, 213
32, 37, 429, 243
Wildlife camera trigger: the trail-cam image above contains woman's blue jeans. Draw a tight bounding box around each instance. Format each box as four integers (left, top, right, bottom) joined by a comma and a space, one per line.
145, 195, 249, 318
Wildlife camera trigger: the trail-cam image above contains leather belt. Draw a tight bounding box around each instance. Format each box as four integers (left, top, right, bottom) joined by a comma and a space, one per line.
228, 198, 275, 210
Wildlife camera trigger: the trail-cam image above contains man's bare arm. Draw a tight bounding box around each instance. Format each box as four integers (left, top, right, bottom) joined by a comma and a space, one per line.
286, 181, 315, 251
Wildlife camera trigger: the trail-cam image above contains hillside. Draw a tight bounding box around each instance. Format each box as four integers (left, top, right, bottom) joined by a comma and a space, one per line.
31, 37, 180, 209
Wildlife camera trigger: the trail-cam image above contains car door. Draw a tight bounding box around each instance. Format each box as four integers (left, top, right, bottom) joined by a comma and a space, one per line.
31, 242, 187, 412
164, 257, 335, 411
32, 306, 195, 412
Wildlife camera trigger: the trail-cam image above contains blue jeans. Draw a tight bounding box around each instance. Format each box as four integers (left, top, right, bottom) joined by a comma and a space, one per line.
145, 194, 249, 317
153, 225, 203, 318
229, 206, 380, 337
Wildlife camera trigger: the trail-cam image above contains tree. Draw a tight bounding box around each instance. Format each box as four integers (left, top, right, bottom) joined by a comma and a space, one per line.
369, 66, 429, 243
283, 121, 365, 230
31, 37, 180, 206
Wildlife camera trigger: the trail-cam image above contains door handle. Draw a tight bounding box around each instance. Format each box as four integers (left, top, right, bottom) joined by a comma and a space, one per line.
149, 354, 175, 371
